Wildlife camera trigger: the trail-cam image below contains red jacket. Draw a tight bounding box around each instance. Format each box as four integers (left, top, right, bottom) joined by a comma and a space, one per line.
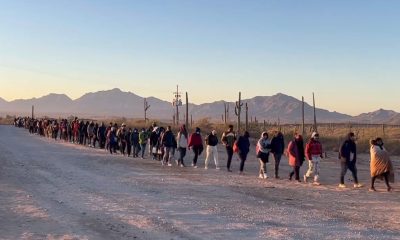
305, 139, 323, 160
188, 133, 203, 148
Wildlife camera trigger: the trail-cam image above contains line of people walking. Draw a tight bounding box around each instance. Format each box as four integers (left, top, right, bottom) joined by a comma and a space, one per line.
14, 117, 395, 191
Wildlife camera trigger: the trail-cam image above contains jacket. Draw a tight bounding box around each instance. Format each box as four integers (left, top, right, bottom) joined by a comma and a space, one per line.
305, 139, 323, 160
188, 133, 203, 148
221, 131, 236, 147
287, 139, 305, 167
270, 133, 285, 155
339, 139, 357, 163
237, 136, 250, 156
177, 132, 188, 148
206, 134, 218, 146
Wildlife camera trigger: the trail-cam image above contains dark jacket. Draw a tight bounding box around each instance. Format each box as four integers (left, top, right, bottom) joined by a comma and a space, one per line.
162, 130, 175, 148
131, 131, 139, 145
270, 133, 285, 155
206, 134, 218, 146
339, 139, 356, 163
237, 135, 250, 156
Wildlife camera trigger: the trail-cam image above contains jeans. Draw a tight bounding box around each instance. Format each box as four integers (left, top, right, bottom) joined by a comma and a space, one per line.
239, 153, 247, 172
226, 146, 233, 170
140, 144, 147, 158
340, 161, 358, 184
163, 147, 174, 164
192, 146, 201, 166
273, 153, 282, 177
178, 147, 186, 165
205, 145, 219, 168
290, 166, 300, 181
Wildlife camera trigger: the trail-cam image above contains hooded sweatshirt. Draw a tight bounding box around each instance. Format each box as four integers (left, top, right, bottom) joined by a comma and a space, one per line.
257, 132, 271, 154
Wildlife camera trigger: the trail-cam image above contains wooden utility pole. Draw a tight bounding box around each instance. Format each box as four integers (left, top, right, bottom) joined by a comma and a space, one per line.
302, 96, 305, 136
31, 105, 34, 119
173, 85, 182, 125
313, 92, 318, 132
245, 103, 249, 131
185, 92, 189, 128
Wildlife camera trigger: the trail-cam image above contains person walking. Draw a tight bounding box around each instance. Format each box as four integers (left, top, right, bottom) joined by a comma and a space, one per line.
107, 127, 118, 154
161, 126, 175, 166
270, 130, 285, 179
125, 128, 132, 157
287, 133, 305, 182
339, 132, 362, 188
131, 128, 140, 158
97, 122, 107, 149
205, 130, 219, 170
236, 131, 250, 174
369, 138, 394, 192
257, 132, 271, 179
176, 125, 188, 167
221, 125, 236, 172
188, 127, 203, 168
138, 128, 149, 159
117, 123, 128, 156
304, 132, 323, 185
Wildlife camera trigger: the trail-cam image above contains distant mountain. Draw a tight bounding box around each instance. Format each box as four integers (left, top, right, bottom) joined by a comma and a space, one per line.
351, 109, 400, 124
0, 89, 398, 124
1, 93, 73, 114
188, 93, 351, 123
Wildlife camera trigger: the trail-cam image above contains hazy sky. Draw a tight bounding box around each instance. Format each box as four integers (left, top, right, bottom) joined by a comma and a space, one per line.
1, 0, 399, 115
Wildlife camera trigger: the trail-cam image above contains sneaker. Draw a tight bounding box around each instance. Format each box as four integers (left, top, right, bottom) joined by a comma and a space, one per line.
369, 187, 377, 192
204, 167, 208, 170
167, 163, 172, 167
259, 174, 264, 179
338, 184, 346, 188
313, 182, 321, 186
263, 173, 268, 179
191, 163, 194, 167
274, 175, 280, 179
180, 164, 185, 168
216, 167, 220, 170
193, 165, 198, 169
387, 186, 393, 192
303, 175, 307, 183
354, 183, 363, 188
227, 169, 232, 172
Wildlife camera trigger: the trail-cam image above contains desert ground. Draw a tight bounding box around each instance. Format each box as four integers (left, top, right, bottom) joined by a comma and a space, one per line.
0, 125, 399, 240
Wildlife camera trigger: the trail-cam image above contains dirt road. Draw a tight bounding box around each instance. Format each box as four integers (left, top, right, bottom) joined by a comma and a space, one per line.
0, 126, 399, 240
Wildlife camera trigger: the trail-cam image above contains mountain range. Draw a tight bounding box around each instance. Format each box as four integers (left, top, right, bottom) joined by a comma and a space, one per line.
0, 88, 399, 124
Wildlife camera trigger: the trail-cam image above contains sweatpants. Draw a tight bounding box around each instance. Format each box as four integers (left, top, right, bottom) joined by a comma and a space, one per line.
239, 153, 248, 172
290, 166, 300, 181
178, 147, 186, 165
340, 161, 359, 184
205, 145, 219, 168
305, 155, 321, 182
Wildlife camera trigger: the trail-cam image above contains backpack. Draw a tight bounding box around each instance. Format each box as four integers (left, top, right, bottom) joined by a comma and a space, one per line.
233, 139, 239, 153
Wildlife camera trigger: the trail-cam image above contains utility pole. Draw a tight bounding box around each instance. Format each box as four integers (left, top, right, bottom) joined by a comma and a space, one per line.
302, 96, 305, 136
313, 92, 318, 132
31, 105, 34, 119
185, 92, 189, 128
172, 85, 182, 125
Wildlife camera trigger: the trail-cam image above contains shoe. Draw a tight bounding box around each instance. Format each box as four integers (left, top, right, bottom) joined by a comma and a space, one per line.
338, 184, 346, 188
259, 174, 264, 179
239, 171, 244, 175
193, 165, 198, 168
354, 183, 363, 188
216, 167, 220, 170
369, 187, 377, 192
263, 173, 268, 179
204, 167, 208, 170
313, 182, 321, 186
275, 175, 280, 179
387, 186, 393, 192
303, 175, 307, 183
161, 162, 165, 166
227, 169, 232, 172
168, 163, 172, 167
191, 163, 194, 167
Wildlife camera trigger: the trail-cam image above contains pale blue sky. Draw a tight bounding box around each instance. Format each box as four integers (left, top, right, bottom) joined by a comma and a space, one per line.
0, 0, 399, 115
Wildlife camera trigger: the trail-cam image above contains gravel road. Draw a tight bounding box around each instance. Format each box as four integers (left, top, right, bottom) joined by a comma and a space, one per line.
0, 126, 399, 240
